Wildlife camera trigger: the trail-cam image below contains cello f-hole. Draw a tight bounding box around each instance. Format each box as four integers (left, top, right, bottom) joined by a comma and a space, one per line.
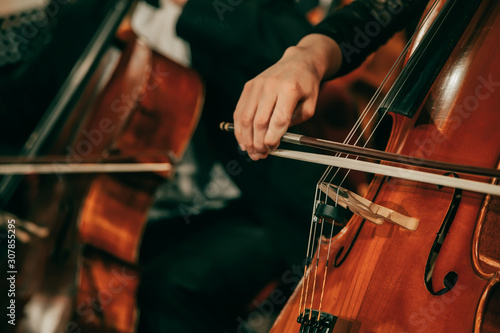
424, 173, 462, 295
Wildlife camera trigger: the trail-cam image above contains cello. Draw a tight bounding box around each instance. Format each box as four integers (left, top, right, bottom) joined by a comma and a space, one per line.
266, 0, 500, 331
0, 3, 204, 332
69, 25, 203, 332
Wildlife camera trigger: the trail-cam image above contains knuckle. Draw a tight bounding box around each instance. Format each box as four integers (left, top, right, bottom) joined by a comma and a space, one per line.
239, 115, 253, 128
272, 112, 290, 128
243, 80, 254, 91
264, 137, 279, 149
264, 76, 279, 87
282, 80, 301, 93
254, 116, 269, 129
233, 110, 241, 121
255, 145, 267, 153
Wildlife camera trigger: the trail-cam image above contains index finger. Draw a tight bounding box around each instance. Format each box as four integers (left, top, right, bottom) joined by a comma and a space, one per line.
264, 91, 301, 149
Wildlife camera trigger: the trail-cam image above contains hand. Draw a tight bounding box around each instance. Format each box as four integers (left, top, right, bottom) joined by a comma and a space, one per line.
233, 34, 342, 160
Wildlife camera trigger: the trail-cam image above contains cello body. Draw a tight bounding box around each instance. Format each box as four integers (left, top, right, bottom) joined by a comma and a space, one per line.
271, 0, 500, 332
2, 17, 204, 333
71, 30, 204, 332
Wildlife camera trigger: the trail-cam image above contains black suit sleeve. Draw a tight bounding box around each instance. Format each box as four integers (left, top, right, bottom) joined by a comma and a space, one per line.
311, 0, 428, 76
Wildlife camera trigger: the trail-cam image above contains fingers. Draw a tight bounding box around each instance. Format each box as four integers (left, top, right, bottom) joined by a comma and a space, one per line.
233, 49, 322, 160
289, 90, 318, 127
232, 37, 340, 161
234, 81, 256, 152
252, 89, 277, 157
264, 86, 301, 149
234, 78, 315, 160
234, 78, 279, 161
235, 82, 301, 160
260, 90, 316, 159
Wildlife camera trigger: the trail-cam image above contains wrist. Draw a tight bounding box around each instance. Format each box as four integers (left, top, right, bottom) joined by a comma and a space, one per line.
289, 34, 342, 80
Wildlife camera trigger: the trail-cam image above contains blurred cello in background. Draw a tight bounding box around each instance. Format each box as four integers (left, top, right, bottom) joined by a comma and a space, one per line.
271, 0, 500, 331
0, 1, 203, 332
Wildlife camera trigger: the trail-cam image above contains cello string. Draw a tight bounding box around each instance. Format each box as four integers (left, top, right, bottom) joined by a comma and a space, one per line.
300, 40, 402, 314
316, 185, 341, 318
312, 24, 418, 311
319, 30, 408, 192
323, 0, 436, 188
308, 214, 327, 317
298, 0, 441, 316
307, 17, 404, 274
301, 96, 380, 314
298, 154, 336, 315
299, 210, 322, 315
332, 0, 445, 192
338, 0, 443, 182
312, 0, 442, 316
328, 0, 444, 313
323, 0, 442, 207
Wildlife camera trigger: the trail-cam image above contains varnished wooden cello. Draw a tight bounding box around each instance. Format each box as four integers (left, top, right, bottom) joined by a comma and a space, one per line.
0, 1, 204, 332
265, 0, 500, 331
69, 26, 203, 333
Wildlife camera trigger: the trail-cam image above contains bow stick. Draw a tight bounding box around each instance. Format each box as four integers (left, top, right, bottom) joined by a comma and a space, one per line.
220, 122, 500, 196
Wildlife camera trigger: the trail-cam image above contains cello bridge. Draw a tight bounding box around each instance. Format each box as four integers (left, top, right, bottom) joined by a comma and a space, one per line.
297, 308, 337, 332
